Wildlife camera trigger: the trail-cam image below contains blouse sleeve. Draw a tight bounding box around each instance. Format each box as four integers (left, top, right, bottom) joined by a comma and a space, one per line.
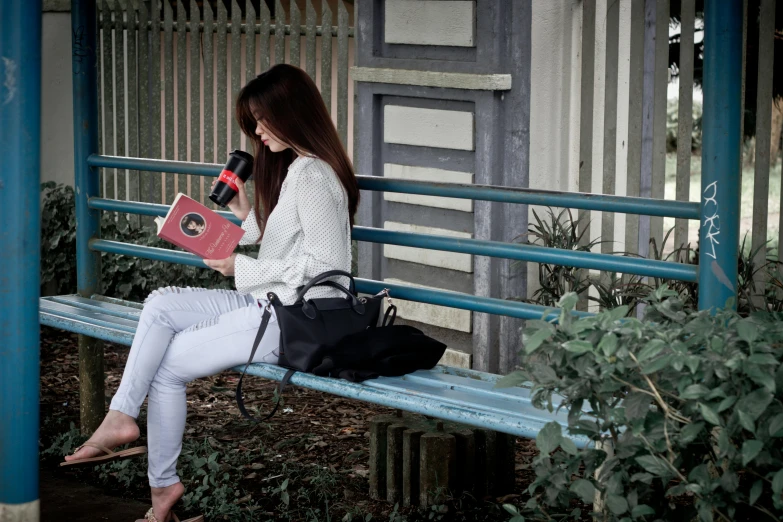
238, 209, 262, 245
234, 166, 347, 295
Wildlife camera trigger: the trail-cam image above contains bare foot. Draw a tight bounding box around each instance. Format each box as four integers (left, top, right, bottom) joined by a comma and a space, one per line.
64, 410, 140, 462
133, 482, 185, 522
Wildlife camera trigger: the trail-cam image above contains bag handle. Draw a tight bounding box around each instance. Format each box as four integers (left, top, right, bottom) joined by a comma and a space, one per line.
236, 306, 294, 422
295, 270, 355, 303
301, 279, 365, 318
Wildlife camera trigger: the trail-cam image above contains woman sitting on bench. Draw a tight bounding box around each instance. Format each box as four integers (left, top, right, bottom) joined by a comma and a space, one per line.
62, 63, 359, 522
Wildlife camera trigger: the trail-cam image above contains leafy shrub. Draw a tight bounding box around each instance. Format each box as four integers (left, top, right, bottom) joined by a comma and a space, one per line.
40, 182, 78, 295
501, 289, 783, 521
519, 207, 783, 317
40, 182, 246, 301
516, 208, 598, 307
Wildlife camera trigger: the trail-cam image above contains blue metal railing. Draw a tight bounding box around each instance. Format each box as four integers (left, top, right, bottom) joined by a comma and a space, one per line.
85, 152, 701, 323
88, 154, 700, 219
89, 196, 698, 282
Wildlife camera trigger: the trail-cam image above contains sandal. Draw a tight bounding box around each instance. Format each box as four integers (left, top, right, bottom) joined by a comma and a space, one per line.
59, 441, 147, 467
142, 507, 204, 522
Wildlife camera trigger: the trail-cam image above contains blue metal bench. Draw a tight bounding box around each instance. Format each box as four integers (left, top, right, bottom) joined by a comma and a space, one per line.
40, 293, 579, 441
38, 153, 705, 448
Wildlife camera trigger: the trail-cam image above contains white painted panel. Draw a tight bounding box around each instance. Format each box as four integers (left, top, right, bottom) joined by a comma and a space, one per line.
383, 163, 474, 212
384, 105, 474, 151
438, 348, 472, 368
385, 278, 472, 332
383, 221, 473, 273
384, 0, 476, 47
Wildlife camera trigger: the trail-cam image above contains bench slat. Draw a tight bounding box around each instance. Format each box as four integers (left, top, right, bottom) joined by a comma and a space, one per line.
40, 299, 139, 332
40, 310, 135, 345
49, 295, 142, 321
91, 294, 145, 310
38, 295, 584, 445
240, 362, 588, 446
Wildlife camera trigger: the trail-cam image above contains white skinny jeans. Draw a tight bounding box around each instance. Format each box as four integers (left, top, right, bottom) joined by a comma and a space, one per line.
109, 286, 280, 487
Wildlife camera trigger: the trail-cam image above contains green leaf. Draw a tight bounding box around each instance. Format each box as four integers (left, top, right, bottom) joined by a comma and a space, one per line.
607, 305, 629, 321
558, 293, 578, 310
720, 471, 739, 493
502, 504, 520, 516
496, 372, 528, 389
598, 334, 618, 356
745, 364, 776, 393
747, 353, 778, 366
742, 440, 764, 466
637, 339, 666, 362
530, 364, 559, 385
536, 422, 562, 455
563, 340, 593, 354
736, 389, 774, 421
717, 396, 737, 412
635, 455, 671, 477
606, 494, 629, 515
736, 320, 758, 344
698, 503, 714, 522
624, 392, 652, 421
642, 355, 673, 374
681, 384, 709, 400
772, 470, 783, 495
737, 410, 755, 434
569, 479, 595, 504
698, 403, 722, 426
749, 480, 763, 506
523, 327, 554, 354
769, 414, 783, 437
630, 472, 654, 484
560, 437, 578, 456
679, 422, 705, 445
631, 504, 656, 518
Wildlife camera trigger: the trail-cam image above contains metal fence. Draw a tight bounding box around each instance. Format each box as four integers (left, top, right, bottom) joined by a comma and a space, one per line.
97, 0, 353, 208
578, 0, 780, 265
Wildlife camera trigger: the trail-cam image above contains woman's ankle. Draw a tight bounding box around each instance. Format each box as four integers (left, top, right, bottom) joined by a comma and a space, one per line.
150, 482, 185, 520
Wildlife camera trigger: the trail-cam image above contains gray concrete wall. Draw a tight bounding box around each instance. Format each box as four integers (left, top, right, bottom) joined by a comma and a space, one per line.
42, 9, 75, 187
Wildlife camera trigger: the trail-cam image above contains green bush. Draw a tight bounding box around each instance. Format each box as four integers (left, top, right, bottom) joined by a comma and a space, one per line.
40, 182, 245, 301
666, 99, 703, 154
500, 289, 783, 521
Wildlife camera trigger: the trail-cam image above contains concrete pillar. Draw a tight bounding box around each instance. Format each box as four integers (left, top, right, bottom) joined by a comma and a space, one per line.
419, 429, 456, 507
386, 424, 407, 504
402, 428, 425, 507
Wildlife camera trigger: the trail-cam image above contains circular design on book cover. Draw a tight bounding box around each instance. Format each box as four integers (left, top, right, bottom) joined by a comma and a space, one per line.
180, 212, 206, 237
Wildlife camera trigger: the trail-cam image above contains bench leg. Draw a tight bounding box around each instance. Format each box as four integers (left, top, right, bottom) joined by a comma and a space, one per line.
79, 335, 105, 434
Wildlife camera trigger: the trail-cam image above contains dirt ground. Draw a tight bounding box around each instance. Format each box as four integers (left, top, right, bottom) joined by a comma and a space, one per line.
37, 326, 548, 522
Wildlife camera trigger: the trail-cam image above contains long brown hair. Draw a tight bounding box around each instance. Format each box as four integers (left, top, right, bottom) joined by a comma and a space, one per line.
236, 64, 358, 231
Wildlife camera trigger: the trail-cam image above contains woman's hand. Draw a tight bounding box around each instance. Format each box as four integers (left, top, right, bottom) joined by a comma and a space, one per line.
203, 253, 237, 277
211, 177, 251, 221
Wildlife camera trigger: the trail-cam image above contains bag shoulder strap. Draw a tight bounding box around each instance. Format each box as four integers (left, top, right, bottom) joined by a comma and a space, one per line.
235, 306, 295, 422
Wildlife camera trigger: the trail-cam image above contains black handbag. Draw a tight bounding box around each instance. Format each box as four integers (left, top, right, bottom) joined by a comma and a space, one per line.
311, 324, 447, 382
235, 270, 396, 421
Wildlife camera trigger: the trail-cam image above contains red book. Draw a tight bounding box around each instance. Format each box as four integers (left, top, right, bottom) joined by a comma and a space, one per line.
154, 193, 245, 259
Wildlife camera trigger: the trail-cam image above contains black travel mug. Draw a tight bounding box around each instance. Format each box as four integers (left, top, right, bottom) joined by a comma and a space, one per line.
209, 150, 254, 207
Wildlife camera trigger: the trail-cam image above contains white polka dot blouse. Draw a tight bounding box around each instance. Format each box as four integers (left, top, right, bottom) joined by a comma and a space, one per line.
234, 155, 353, 305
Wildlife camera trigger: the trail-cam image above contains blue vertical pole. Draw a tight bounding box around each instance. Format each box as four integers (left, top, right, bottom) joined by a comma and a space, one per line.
0, 0, 43, 518
699, 0, 744, 311
72, 0, 104, 432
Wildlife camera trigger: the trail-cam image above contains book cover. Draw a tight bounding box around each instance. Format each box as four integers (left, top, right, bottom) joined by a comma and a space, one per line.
154, 193, 245, 259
